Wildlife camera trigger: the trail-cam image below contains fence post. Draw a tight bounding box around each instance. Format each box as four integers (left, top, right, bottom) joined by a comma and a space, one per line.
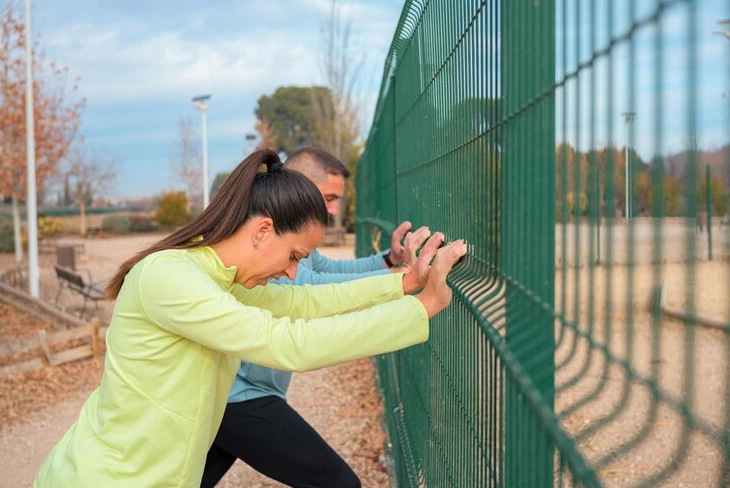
38, 329, 52, 365
502, 0, 556, 486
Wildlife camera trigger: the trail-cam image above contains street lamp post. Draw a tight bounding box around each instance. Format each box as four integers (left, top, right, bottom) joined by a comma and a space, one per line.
244, 133, 257, 157
25, 0, 39, 298
622, 111, 636, 219
713, 19, 730, 40
191, 94, 211, 209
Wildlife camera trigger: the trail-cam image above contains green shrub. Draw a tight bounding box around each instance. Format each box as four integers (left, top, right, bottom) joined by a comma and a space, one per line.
102, 215, 131, 234
129, 215, 159, 233
156, 192, 191, 229
0, 221, 15, 252
38, 217, 65, 239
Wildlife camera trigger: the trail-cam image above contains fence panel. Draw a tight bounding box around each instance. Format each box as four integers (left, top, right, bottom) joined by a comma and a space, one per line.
357, 0, 730, 486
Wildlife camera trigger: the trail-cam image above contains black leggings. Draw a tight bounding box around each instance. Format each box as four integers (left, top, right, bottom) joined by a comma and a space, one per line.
201, 396, 361, 488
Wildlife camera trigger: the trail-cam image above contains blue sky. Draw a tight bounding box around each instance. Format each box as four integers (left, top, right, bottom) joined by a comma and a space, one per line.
555, 0, 730, 160
27, 0, 403, 198
22, 0, 730, 199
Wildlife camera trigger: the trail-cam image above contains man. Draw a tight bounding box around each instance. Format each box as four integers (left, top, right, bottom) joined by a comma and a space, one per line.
201, 147, 427, 488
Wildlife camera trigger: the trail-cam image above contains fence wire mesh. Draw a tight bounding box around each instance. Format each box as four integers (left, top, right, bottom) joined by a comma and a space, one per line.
356, 1, 730, 486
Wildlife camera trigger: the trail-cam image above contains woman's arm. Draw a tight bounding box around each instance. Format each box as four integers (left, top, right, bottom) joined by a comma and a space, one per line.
231, 271, 405, 319
137, 255, 428, 371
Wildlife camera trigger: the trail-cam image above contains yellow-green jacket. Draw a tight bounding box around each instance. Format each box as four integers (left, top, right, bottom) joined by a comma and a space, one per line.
34, 246, 428, 487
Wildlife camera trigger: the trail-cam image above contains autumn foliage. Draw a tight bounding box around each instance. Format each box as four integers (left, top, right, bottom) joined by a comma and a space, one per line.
0, 7, 85, 202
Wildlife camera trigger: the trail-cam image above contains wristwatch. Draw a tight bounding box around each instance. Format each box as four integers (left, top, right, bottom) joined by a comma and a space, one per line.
383, 251, 395, 268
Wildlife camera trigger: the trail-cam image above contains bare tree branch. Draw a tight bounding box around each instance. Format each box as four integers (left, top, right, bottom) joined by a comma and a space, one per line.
169, 114, 202, 204
62, 144, 118, 236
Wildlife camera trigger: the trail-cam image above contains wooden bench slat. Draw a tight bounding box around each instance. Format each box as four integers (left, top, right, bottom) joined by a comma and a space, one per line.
45, 324, 94, 345
50, 345, 93, 366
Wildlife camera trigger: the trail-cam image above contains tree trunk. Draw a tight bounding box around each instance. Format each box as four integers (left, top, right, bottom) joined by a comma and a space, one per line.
11, 194, 24, 263
80, 198, 87, 237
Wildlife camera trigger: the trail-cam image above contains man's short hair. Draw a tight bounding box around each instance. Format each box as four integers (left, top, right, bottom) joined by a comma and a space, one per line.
284, 148, 351, 184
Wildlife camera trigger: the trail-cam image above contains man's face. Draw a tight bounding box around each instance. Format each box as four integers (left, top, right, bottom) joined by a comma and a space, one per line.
317, 174, 346, 217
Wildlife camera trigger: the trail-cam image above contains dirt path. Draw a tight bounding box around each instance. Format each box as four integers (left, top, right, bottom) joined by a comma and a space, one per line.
0, 391, 94, 488
0, 360, 388, 488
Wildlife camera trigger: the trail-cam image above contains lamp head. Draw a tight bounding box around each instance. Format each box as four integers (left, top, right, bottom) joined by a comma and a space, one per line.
191, 94, 211, 112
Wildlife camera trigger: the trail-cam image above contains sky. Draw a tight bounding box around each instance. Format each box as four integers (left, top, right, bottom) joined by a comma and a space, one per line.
556, 0, 730, 160
13, 0, 730, 200
24, 0, 403, 199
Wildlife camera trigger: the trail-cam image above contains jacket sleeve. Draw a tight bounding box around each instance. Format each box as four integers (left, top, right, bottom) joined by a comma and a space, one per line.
231, 272, 405, 319
137, 256, 429, 372
307, 249, 390, 274
268, 263, 390, 286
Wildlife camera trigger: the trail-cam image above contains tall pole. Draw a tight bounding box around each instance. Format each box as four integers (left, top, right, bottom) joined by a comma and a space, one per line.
191, 94, 211, 209
622, 112, 635, 219
25, 0, 39, 298
201, 108, 209, 209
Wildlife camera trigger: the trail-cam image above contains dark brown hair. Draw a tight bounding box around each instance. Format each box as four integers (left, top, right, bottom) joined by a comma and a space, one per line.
285, 147, 351, 179
106, 149, 328, 299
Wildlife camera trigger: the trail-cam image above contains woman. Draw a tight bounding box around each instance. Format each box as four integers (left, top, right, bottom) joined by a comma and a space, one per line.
34, 150, 465, 487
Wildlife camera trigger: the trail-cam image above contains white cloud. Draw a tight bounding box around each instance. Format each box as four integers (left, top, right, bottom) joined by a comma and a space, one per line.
44, 22, 327, 104
40, 0, 400, 108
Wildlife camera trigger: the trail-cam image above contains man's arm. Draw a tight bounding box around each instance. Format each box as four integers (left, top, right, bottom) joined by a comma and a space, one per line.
272, 262, 390, 286
306, 249, 391, 274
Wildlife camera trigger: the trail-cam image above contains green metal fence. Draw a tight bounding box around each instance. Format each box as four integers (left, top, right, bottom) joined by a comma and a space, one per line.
356, 1, 730, 486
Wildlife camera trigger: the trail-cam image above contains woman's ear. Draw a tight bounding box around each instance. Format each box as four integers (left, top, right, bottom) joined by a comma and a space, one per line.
252, 217, 275, 248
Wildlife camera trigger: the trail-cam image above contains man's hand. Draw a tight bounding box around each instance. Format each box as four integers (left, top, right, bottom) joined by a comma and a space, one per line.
402, 226, 430, 266
389, 226, 430, 274
388, 221, 412, 265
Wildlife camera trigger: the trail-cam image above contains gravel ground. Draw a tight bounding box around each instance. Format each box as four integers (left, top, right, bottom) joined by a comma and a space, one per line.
0, 234, 390, 487
555, 260, 730, 487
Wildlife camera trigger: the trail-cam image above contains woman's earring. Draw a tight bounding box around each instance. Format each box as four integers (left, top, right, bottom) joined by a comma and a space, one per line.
253, 242, 259, 250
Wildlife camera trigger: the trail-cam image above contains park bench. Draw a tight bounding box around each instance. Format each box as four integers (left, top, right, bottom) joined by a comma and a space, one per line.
53, 265, 106, 317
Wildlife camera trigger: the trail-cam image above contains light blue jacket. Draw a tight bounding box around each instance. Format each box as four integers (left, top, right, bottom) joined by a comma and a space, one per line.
227, 249, 391, 403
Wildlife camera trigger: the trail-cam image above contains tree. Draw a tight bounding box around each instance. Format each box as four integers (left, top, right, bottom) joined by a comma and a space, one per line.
647, 154, 681, 217
254, 86, 332, 154
254, 118, 277, 151
156, 191, 191, 229
210, 172, 230, 199
62, 145, 118, 236
663, 175, 682, 216
635, 170, 653, 215
313, 0, 365, 228
169, 114, 202, 204
450, 96, 502, 149
0, 6, 84, 261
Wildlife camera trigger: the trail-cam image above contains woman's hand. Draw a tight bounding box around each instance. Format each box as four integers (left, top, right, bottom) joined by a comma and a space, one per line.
415, 239, 467, 318
401, 232, 444, 294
